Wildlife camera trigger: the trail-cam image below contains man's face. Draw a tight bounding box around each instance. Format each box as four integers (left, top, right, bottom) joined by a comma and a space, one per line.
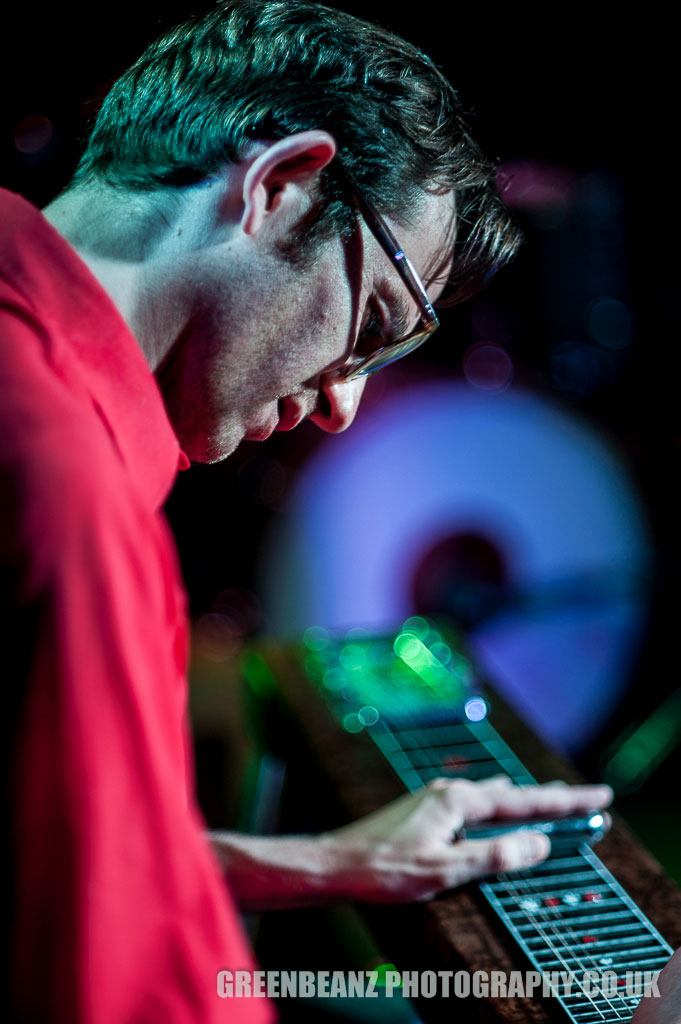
162, 188, 455, 463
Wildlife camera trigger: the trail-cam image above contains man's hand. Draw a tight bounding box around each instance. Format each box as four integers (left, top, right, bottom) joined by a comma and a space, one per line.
317, 775, 612, 903
211, 775, 612, 910
632, 947, 681, 1024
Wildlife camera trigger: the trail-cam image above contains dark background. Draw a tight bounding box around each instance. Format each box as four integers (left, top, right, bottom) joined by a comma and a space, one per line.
3, 3, 679, 876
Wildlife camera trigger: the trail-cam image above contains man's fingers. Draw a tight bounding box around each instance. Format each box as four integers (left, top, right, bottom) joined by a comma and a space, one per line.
448, 831, 552, 887
428, 773, 512, 792
326, 775, 613, 904
427, 776, 613, 826
477, 781, 614, 823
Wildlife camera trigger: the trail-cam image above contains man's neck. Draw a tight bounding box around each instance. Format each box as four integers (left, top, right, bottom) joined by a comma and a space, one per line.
42, 182, 207, 373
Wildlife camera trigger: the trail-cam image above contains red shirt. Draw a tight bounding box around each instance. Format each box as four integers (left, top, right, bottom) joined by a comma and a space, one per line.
0, 189, 272, 1023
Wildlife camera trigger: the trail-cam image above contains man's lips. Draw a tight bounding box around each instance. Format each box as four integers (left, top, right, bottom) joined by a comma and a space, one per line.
275, 395, 308, 432
244, 421, 277, 441
244, 405, 279, 441
243, 396, 308, 441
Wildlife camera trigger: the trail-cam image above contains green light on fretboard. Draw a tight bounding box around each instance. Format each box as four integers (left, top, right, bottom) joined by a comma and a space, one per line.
339, 643, 369, 671
394, 632, 462, 700
301, 618, 474, 719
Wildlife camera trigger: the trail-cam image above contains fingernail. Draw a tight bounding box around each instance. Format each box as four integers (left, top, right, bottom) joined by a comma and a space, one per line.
523, 832, 549, 861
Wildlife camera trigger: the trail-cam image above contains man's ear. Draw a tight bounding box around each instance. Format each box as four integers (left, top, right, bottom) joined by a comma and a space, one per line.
241, 130, 337, 237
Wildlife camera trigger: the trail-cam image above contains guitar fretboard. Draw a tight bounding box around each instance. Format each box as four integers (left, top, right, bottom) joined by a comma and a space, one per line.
370, 715, 672, 1023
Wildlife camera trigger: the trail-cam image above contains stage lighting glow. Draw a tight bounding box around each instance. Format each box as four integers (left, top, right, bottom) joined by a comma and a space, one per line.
496, 159, 574, 211
463, 342, 513, 392
345, 626, 371, 640
343, 712, 364, 733
339, 643, 368, 672
323, 668, 345, 691
303, 625, 330, 651
14, 114, 53, 154
358, 705, 379, 726
393, 633, 421, 660
587, 297, 634, 350
550, 341, 603, 396
299, 621, 475, 725
263, 383, 651, 752
402, 616, 430, 639
431, 641, 452, 665
369, 641, 395, 666
601, 687, 681, 793
394, 631, 462, 701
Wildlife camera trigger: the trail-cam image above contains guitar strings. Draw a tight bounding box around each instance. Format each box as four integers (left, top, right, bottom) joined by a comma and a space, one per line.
397, 718, 632, 1021
496, 872, 619, 1021
396, 721, 614, 1018
503, 851, 666, 1018
387, 714, 668, 1018
497, 866, 630, 1021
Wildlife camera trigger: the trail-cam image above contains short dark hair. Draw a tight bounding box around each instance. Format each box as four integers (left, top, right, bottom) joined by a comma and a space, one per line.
75, 0, 520, 301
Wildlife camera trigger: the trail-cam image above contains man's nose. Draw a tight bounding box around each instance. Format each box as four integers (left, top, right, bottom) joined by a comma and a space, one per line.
309, 374, 367, 433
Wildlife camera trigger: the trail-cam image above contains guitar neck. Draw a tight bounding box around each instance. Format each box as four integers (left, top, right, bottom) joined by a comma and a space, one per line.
370, 714, 672, 1023
248, 626, 680, 1023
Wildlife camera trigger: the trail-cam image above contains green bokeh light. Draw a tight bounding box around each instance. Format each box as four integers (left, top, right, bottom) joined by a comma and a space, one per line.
303, 617, 474, 721
302, 625, 330, 651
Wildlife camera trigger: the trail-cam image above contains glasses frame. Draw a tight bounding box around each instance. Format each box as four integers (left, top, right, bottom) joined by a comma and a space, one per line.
341, 185, 440, 381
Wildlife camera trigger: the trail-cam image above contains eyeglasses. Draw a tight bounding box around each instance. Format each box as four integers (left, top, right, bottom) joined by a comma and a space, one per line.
340, 185, 440, 381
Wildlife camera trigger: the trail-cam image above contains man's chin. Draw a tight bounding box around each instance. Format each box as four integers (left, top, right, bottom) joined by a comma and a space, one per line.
178, 430, 242, 465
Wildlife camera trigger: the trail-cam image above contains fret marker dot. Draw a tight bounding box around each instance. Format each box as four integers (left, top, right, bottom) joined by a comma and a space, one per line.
562, 893, 580, 905
544, 897, 561, 907
599, 957, 614, 966
519, 898, 541, 912
464, 696, 488, 722
441, 755, 470, 772
582, 935, 597, 943
583, 892, 603, 902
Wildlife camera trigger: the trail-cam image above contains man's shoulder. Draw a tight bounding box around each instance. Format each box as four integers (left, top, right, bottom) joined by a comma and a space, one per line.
0, 275, 123, 484
1, 412, 151, 593
0, 187, 42, 236
0, 189, 56, 302
0, 188, 181, 511
0, 313, 156, 596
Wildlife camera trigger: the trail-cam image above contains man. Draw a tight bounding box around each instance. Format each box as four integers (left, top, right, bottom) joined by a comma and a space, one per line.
2, 1, 627, 1021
